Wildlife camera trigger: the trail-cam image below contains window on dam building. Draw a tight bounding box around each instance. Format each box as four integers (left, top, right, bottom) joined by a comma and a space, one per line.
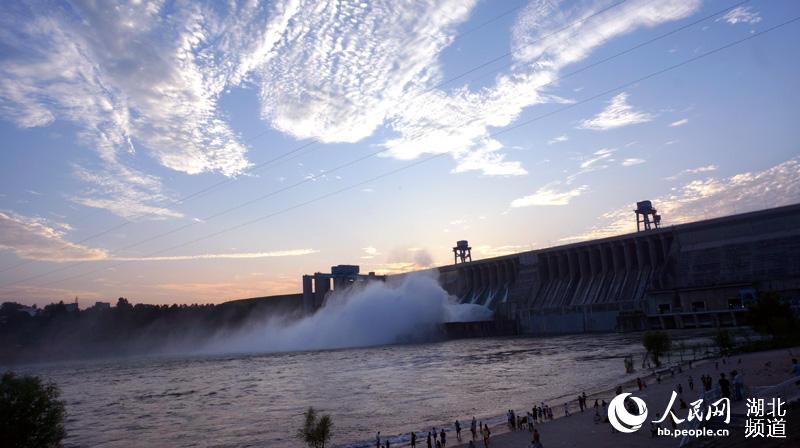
691, 301, 706, 312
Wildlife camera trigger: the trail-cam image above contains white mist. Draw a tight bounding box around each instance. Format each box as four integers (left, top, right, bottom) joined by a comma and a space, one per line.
204, 273, 492, 354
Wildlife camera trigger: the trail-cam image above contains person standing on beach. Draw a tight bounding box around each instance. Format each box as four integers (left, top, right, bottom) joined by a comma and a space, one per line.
411, 432, 416, 448
455, 420, 461, 442
719, 373, 731, 399
440, 428, 446, 447
376, 431, 381, 448
471, 417, 477, 441
688, 376, 694, 391
527, 412, 533, 431
564, 402, 570, 417
532, 427, 541, 448
482, 424, 491, 447
427, 432, 432, 448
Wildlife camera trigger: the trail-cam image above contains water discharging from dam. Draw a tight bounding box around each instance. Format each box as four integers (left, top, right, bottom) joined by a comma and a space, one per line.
203, 273, 493, 354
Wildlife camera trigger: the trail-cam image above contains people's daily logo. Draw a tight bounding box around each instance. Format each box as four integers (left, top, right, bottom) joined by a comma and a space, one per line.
608, 393, 648, 433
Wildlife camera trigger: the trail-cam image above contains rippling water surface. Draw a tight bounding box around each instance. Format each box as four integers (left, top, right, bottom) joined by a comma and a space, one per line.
14, 333, 710, 447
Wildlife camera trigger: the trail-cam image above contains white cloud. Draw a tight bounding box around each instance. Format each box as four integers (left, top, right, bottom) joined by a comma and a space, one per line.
719, 6, 762, 25
0, 207, 315, 264
669, 118, 689, 127
0, 2, 259, 217
548, 135, 569, 144
112, 249, 318, 262
382, 0, 698, 175
474, 243, 535, 258
665, 164, 717, 180
0, 0, 702, 203
0, 210, 107, 262
564, 157, 800, 241
360, 246, 380, 259
579, 92, 653, 130
622, 158, 645, 166
510, 183, 588, 207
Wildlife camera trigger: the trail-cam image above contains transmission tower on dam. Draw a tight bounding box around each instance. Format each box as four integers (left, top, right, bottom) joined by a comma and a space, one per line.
634, 200, 661, 232
453, 240, 472, 264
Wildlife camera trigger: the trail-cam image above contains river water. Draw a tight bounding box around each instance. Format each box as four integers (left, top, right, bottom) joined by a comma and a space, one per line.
11, 332, 714, 447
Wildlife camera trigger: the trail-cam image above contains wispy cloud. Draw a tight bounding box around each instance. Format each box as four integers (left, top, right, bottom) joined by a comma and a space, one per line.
382, 0, 698, 175
474, 243, 535, 258
0, 210, 107, 262
719, 6, 762, 25
564, 157, 800, 242
113, 249, 318, 262
579, 92, 653, 131
622, 158, 645, 166
548, 134, 569, 144
0, 207, 315, 264
665, 164, 717, 180
510, 183, 588, 207
360, 246, 380, 260
669, 118, 689, 127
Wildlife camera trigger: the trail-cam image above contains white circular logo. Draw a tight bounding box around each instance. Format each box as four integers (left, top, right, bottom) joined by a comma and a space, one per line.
608, 393, 648, 433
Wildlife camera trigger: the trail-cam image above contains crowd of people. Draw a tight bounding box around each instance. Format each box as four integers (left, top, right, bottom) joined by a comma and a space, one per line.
371, 355, 799, 448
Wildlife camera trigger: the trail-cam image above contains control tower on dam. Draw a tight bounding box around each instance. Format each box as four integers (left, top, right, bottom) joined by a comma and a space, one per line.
431, 202, 800, 334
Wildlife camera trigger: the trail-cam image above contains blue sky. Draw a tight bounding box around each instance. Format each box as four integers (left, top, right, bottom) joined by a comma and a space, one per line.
1, 0, 799, 306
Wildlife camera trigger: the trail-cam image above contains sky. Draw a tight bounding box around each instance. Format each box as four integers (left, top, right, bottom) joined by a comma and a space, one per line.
1, 0, 799, 307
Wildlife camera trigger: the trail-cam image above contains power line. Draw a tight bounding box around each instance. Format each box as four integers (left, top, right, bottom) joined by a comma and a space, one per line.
0, 0, 696, 288
0, 0, 632, 275
0, 0, 758, 288
15, 13, 799, 292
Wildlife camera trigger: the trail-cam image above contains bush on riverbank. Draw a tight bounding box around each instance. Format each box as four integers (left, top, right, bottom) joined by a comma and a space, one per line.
746, 292, 799, 344
642, 331, 671, 367
297, 407, 333, 448
0, 371, 66, 448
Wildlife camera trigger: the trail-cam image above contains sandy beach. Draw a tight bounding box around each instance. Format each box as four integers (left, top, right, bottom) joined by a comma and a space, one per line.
445, 347, 800, 448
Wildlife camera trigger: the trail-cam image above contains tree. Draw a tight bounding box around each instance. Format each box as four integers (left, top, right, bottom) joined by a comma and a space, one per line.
0, 371, 66, 448
642, 331, 671, 367
714, 329, 734, 355
297, 407, 333, 448
746, 292, 799, 342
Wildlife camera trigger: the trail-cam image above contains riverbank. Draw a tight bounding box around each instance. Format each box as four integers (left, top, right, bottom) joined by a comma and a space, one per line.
446, 347, 800, 448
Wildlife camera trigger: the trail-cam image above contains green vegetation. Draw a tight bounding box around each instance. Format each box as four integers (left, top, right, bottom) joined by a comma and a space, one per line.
642, 331, 671, 367
0, 296, 300, 363
0, 371, 66, 448
297, 407, 333, 448
746, 292, 799, 342
714, 328, 734, 355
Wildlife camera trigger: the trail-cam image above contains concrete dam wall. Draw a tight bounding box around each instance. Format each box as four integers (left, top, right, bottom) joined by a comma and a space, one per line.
433, 204, 800, 334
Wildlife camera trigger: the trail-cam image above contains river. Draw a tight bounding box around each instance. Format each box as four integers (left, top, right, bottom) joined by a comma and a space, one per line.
13, 332, 714, 447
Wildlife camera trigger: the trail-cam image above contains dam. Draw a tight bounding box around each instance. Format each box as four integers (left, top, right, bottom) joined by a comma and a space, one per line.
296, 202, 800, 334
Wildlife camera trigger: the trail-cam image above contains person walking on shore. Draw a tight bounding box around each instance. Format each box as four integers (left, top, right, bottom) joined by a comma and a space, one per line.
376, 431, 381, 448
563, 402, 570, 417
455, 420, 461, 442
532, 427, 542, 448
411, 432, 416, 448
482, 424, 491, 447
440, 428, 446, 447
427, 432, 432, 448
